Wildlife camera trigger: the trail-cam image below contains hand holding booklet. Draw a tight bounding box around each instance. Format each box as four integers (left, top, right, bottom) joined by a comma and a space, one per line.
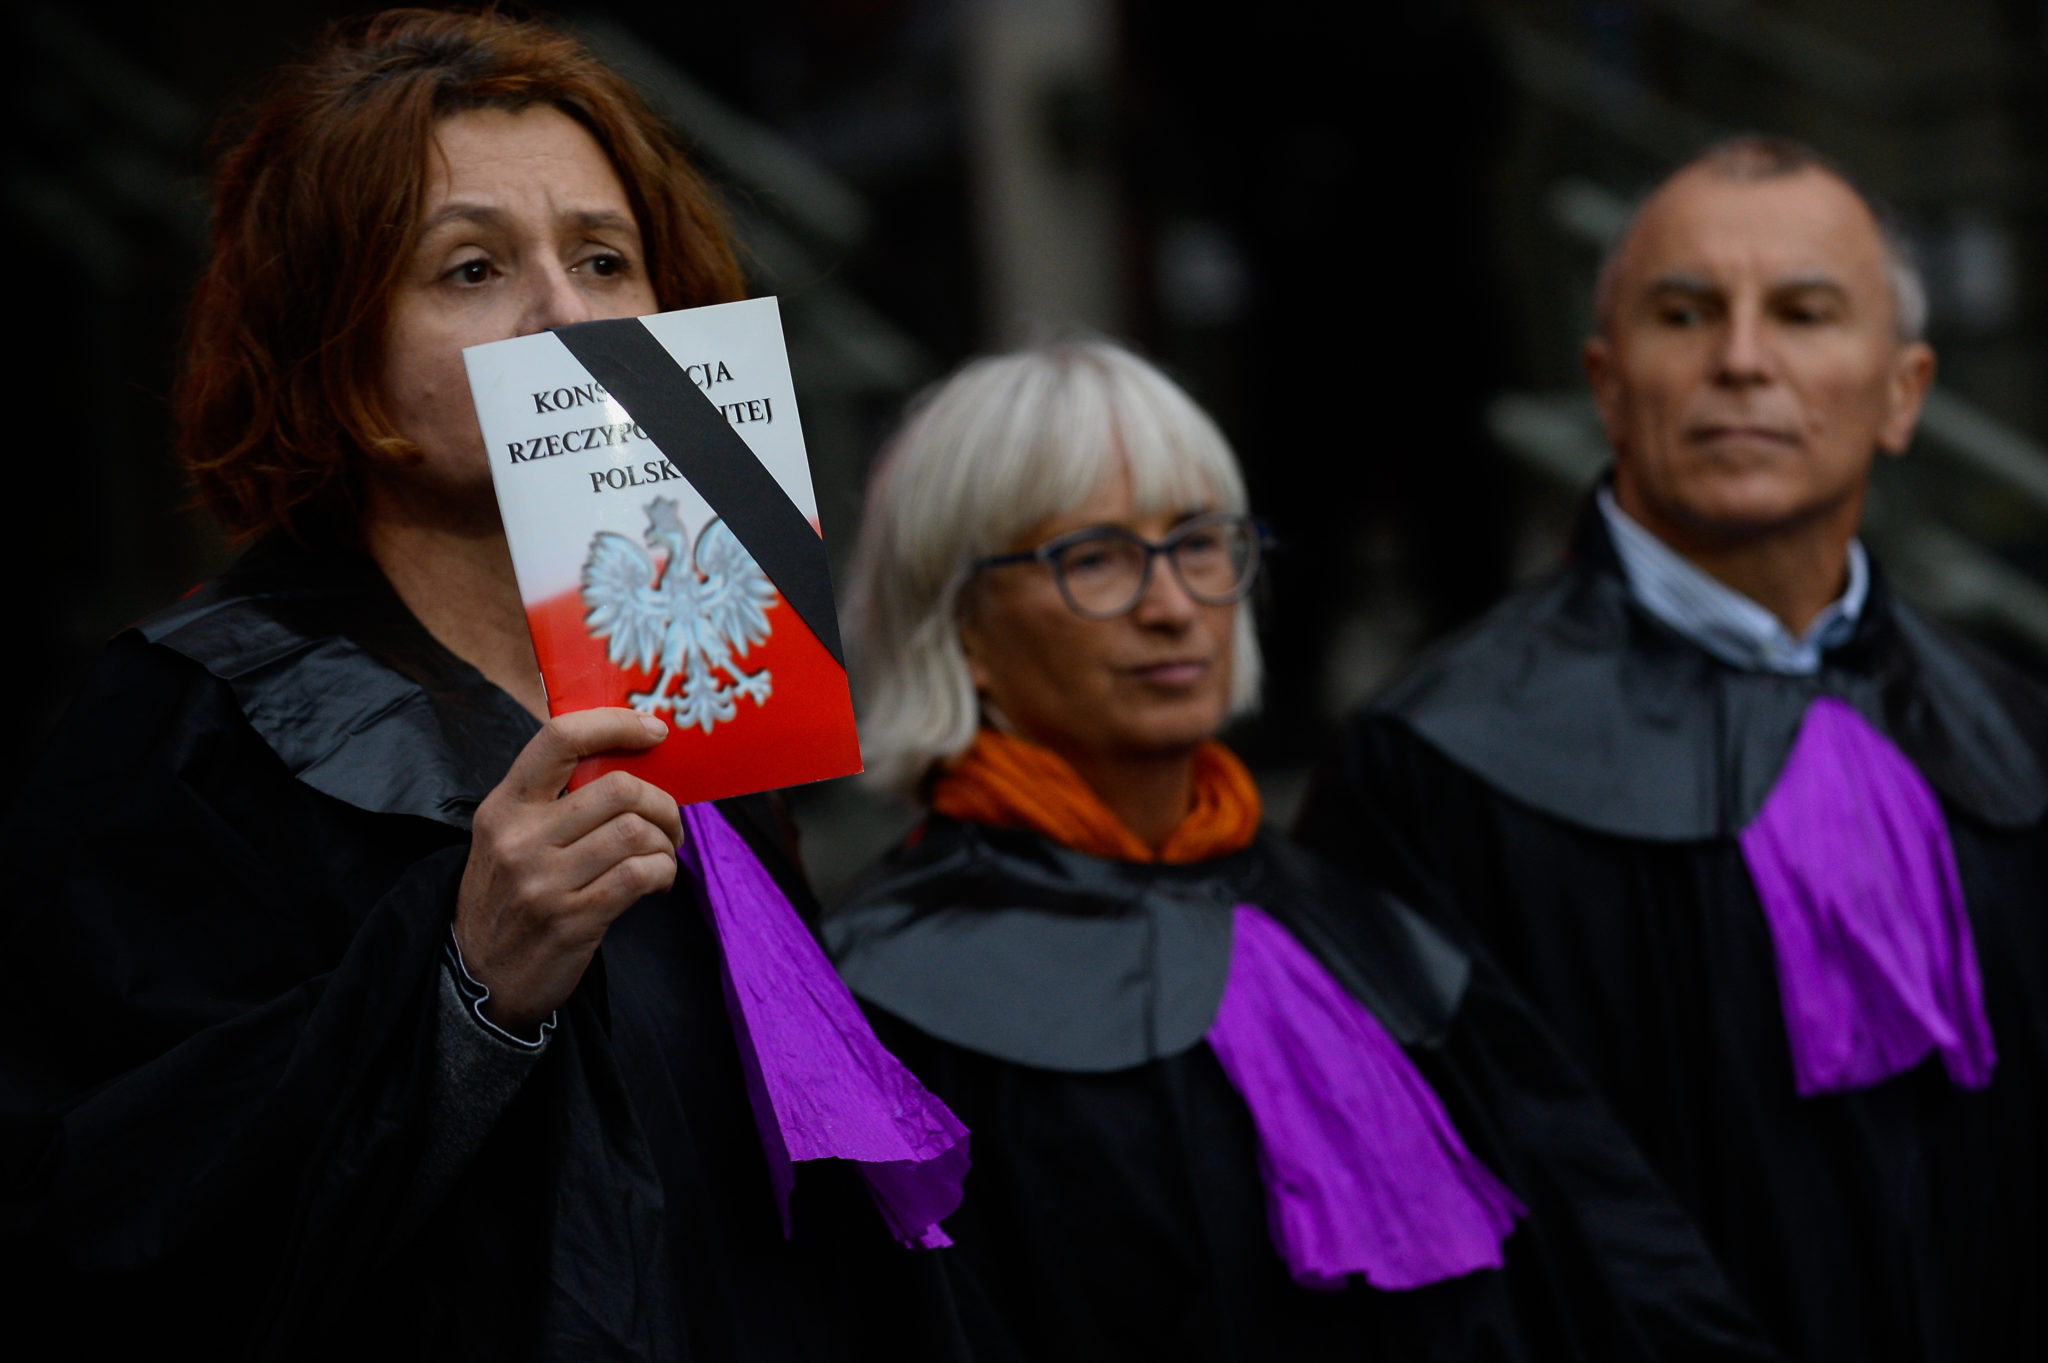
464, 304, 966, 1255
463, 297, 861, 805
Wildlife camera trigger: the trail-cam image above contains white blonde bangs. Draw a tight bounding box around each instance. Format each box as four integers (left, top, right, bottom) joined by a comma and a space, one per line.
960, 350, 1247, 560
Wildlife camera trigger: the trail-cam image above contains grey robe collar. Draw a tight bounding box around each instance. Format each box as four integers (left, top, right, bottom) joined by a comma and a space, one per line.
135, 537, 540, 830
825, 819, 1470, 1073
1378, 500, 2048, 841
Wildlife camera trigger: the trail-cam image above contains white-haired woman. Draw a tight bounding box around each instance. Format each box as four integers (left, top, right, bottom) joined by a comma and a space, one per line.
824, 340, 1784, 1362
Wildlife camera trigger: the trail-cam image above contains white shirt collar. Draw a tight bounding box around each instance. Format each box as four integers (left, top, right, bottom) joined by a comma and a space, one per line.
1595, 486, 1867, 676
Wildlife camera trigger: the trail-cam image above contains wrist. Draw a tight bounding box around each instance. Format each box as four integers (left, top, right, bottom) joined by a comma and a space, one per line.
444, 928, 556, 1048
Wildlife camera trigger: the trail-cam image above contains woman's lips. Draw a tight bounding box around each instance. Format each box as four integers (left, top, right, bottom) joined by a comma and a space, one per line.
1129, 659, 1210, 687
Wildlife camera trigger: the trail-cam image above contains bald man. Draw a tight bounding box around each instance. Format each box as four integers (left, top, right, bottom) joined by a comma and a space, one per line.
1297, 137, 2048, 1362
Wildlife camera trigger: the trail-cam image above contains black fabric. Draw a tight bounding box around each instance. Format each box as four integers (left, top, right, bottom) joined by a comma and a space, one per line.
551, 316, 845, 666
0, 536, 967, 1361
827, 823, 1785, 1363
1297, 508, 2048, 1363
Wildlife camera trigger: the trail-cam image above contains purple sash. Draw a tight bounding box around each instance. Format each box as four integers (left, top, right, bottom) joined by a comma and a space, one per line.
678, 803, 969, 1247
1204, 904, 1523, 1291
1737, 697, 1995, 1096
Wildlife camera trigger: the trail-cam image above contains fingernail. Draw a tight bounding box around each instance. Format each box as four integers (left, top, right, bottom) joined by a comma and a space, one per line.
640, 716, 668, 740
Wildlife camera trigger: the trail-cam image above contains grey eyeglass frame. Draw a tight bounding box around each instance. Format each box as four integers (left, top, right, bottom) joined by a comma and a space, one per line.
970, 512, 1271, 619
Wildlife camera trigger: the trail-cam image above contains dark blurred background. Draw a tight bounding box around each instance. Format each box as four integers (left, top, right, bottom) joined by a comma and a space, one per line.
12, 0, 2047, 893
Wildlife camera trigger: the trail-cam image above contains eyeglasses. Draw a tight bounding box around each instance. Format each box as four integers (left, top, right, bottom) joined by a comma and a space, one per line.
971, 513, 1269, 620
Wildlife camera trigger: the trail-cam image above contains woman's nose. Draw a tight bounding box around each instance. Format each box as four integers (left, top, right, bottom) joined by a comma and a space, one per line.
521, 262, 594, 335
1131, 553, 1200, 626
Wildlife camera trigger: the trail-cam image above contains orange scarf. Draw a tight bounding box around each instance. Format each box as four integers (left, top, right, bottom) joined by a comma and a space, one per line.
930, 728, 1262, 863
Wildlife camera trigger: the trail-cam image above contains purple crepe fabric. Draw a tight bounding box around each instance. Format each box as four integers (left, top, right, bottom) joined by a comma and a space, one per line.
1204, 904, 1524, 1292
677, 803, 969, 1248
1737, 696, 1995, 1097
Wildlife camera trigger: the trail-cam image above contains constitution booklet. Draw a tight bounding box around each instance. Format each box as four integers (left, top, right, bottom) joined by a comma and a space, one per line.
463, 298, 861, 805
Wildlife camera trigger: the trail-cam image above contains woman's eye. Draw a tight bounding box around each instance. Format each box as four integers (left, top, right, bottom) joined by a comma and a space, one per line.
1060, 543, 1124, 577
581, 253, 625, 277
450, 258, 493, 285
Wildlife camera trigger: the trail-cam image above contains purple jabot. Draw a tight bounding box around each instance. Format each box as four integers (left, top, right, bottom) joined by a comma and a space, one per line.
678, 804, 969, 1248
1738, 696, 1996, 1097
1204, 905, 1524, 1292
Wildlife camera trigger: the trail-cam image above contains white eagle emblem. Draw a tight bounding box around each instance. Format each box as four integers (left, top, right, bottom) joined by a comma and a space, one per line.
580, 497, 778, 732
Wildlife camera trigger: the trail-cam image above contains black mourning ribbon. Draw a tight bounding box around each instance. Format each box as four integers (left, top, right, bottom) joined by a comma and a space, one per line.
552, 317, 844, 668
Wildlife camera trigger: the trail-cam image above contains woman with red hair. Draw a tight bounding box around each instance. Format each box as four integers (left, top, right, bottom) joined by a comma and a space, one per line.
0, 11, 968, 1359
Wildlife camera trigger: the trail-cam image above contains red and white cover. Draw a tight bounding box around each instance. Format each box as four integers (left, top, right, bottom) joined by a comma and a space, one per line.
463, 297, 860, 805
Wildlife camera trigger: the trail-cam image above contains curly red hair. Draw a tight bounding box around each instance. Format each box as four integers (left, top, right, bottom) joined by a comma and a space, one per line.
175, 7, 745, 544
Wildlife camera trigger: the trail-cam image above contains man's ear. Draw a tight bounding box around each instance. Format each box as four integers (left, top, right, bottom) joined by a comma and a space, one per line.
1877, 341, 1936, 457
1583, 335, 1626, 450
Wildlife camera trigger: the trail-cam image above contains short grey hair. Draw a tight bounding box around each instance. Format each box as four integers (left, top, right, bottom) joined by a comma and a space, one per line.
845, 339, 1262, 799
1593, 134, 1928, 343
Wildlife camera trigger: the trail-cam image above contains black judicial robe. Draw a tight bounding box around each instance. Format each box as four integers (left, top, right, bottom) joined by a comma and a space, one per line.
1296, 508, 2048, 1363
0, 538, 971, 1362
825, 818, 1783, 1363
